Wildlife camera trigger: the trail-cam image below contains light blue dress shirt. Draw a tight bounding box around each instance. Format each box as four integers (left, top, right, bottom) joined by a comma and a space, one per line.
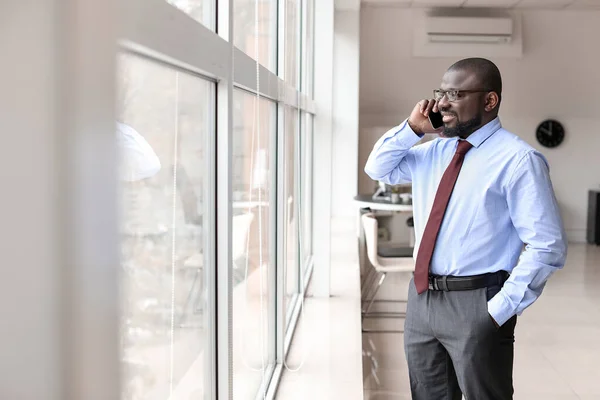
364, 117, 567, 326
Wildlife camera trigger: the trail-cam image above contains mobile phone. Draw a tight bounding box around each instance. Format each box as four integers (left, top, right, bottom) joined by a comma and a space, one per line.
428, 110, 444, 130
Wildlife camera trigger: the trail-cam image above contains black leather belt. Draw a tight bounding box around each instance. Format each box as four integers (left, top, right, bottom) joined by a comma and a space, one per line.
428, 270, 509, 291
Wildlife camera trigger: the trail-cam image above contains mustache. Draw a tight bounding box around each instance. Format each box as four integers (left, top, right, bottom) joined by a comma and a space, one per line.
439, 109, 457, 117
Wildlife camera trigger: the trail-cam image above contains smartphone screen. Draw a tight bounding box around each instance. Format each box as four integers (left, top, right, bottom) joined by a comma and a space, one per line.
428, 110, 444, 130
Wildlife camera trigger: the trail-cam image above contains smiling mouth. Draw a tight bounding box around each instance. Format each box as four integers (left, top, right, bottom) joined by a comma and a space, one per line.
442, 114, 456, 123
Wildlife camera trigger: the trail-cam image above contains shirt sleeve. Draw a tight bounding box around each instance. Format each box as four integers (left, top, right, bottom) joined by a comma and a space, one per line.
117, 122, 162, 182
364, 119, 425, 185
487, 150, 568, 326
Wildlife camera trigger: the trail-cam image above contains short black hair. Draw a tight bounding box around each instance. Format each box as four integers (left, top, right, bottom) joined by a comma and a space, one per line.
448, 57, 502, 103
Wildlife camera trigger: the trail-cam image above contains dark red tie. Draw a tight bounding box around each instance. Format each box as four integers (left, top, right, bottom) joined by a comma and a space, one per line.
414, 140, 473, 294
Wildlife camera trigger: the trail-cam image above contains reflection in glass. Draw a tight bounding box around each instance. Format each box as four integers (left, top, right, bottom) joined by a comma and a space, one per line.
232, 90, 276, 398
303, 0, 315, 97
301, 113, 313, 272
167, 0, 215, 31
284, 106, 299, 319
285, 0, 299, 88
234, 0, 277, 72
118, 53, 212, 400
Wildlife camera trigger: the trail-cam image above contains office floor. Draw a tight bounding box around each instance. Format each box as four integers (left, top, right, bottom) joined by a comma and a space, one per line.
362, 243, 600, 400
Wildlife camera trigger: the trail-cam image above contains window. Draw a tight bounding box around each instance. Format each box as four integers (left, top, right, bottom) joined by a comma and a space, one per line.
167, 0, 216, 30
284, 106, 300, 321
301, 112, 313, 272
117, 0, 318, 397
302, 0, 315, 97
232, 89, 277, 397
117, 53, 214, 400
285, 0, 300, 87
234, 0, 278, 72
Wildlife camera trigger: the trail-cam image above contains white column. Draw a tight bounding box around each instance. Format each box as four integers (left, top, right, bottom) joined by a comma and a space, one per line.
312, 0, 335, 297
0, 0, 119, 399
332, 6, 360, 219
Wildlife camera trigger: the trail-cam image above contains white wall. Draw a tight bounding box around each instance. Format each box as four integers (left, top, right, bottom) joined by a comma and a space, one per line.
359, 8, 600, 242
331, 9, 361, 218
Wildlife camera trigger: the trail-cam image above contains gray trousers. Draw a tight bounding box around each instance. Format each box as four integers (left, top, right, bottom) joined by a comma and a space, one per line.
404, 278, 517, 400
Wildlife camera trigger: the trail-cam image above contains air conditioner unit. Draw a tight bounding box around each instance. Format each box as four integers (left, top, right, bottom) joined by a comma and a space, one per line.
425, 16, 513, 44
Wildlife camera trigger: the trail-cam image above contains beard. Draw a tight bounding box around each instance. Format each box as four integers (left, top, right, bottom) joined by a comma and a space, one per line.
443, 113, 482, 138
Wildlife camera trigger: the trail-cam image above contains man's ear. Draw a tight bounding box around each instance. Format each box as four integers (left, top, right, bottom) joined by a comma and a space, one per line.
485, 92, 499, 112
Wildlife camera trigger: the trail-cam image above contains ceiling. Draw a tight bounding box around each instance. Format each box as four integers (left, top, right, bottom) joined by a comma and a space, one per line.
361, 0, 600, 9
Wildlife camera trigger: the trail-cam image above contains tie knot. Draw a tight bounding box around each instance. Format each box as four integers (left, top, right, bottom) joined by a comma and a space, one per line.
456, 140, 473, 155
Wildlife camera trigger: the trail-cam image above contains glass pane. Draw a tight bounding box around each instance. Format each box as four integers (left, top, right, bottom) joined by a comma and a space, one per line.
118, 54, 213, 400
232, 90, 276, 397
234, 0, 277, 72
301, 112, 313, 271
167, 0, 215, 31
284, 106, 299, 319
285, 0, 300, 88
303, 0, 315, 97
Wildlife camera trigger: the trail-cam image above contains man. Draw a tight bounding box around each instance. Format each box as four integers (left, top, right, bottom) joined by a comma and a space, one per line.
364, 58, 567, 400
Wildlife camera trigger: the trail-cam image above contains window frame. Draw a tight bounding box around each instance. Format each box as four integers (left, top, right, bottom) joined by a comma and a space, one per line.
119, 0, 316, 398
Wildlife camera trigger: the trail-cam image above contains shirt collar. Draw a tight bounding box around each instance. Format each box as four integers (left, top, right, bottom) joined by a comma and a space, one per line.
463, 117, 502, 148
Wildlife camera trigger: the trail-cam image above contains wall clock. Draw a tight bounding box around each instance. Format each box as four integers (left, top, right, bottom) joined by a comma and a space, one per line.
536, 119, 564, 148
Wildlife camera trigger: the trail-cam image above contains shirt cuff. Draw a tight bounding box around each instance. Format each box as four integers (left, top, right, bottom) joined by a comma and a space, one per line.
379, 119, 424, 147
487, 291, 514, 327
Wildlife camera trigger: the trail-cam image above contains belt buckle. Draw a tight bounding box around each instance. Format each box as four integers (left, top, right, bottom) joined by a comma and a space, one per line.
428, 276, 449, 291
428, 277, 436, 291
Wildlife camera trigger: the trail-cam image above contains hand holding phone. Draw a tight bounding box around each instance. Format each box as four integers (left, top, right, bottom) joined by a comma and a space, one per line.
408, 99, 444, 135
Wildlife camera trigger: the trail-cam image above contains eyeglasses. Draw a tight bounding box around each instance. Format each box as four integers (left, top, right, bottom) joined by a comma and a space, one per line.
433, 89, 490, 102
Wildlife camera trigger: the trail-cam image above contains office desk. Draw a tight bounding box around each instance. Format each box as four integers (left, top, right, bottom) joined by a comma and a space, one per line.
232, 200, 269, 209
353, 194, 413, 213
353, 194, 414, 278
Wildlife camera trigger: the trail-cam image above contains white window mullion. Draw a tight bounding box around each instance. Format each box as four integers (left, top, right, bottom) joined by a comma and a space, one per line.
275, 0, 288, 370
217, 0, 234, 399
312, 0, 334, 298
205, 58, 219, 400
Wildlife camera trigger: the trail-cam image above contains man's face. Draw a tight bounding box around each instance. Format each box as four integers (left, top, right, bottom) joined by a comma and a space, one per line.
437, 69, 486, 138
